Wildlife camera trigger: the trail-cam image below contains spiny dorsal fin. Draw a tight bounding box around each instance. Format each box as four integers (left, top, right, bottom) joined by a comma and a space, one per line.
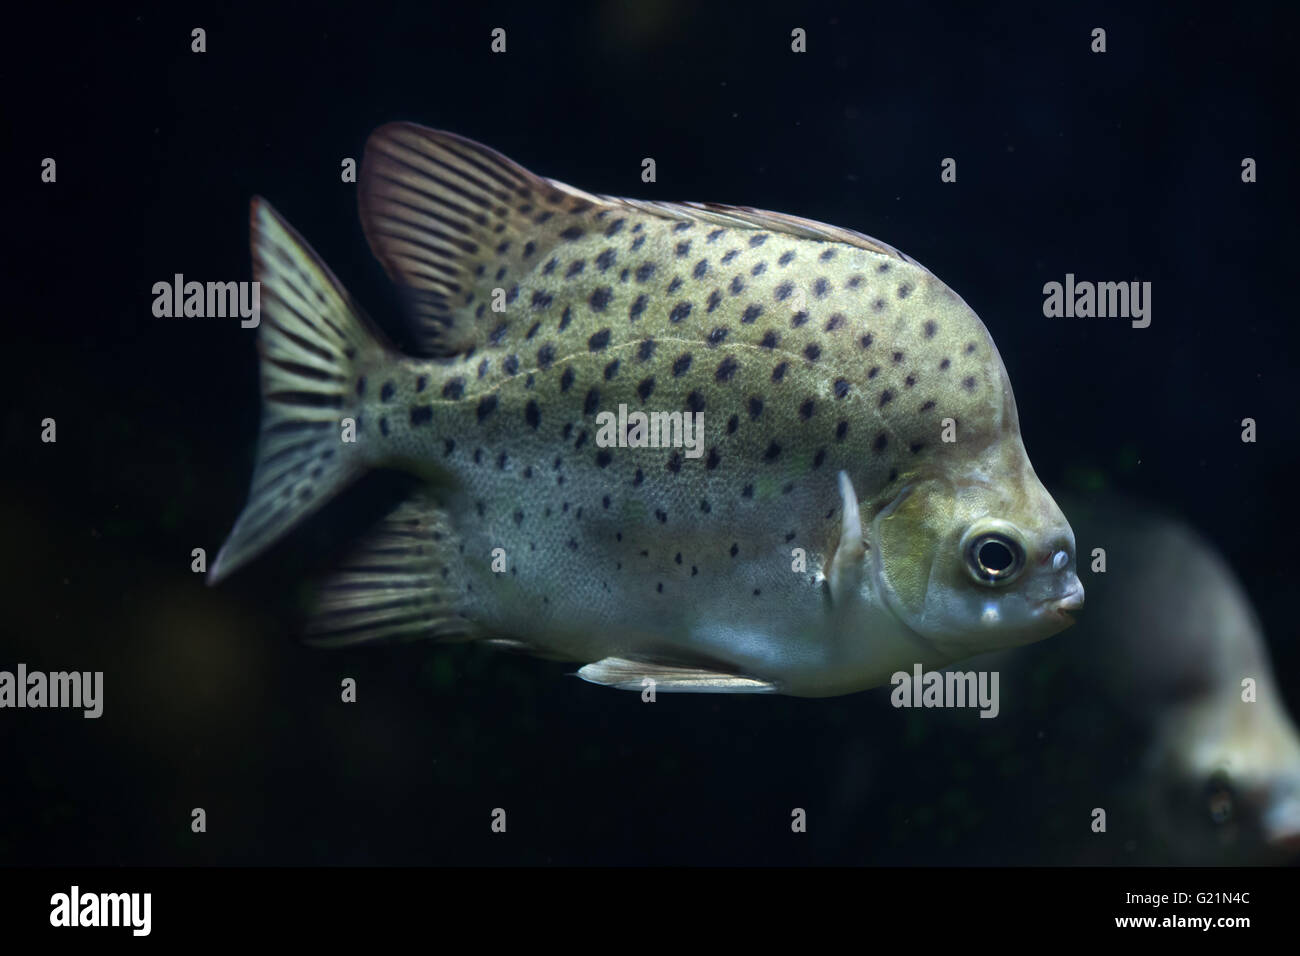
600, 199, 925, 268
359, 122, 925, 357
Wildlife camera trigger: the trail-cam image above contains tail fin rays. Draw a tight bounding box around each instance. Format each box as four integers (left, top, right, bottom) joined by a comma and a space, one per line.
208, 199, 387, 584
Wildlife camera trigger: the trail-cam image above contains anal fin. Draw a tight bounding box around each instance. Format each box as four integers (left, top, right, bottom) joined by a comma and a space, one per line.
577, 657, 778, 694
305, 489, 474, 647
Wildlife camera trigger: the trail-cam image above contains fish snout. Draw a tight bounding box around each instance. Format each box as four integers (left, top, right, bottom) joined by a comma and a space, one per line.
1048, 576, 1085, 621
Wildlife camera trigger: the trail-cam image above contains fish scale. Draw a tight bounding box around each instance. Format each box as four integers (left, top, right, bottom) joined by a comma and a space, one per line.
210, 122, 1082, 697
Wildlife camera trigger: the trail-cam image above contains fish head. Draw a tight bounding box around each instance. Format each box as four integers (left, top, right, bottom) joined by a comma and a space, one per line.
1145, 690, 1300, 862
868, 437, 1083, 660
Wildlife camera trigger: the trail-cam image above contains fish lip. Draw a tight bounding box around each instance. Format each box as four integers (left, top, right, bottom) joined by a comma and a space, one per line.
1045, 582, 1085, 621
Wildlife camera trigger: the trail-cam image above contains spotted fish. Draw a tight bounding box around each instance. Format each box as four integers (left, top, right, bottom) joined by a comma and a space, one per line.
209, 122, 1083, 697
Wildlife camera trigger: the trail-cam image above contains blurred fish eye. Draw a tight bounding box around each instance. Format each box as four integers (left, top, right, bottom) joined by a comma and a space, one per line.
1206, 771, 1235, 825
1051, 550, 1069, 571
964, 530, 1025, 586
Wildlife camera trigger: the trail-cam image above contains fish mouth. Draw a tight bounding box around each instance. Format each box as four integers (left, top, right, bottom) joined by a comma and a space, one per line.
1045, 581, 1085, 623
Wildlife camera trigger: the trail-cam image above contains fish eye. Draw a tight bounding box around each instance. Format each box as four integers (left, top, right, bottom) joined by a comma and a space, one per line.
965, 531, 1025, 586
1206, 771, 1235, 825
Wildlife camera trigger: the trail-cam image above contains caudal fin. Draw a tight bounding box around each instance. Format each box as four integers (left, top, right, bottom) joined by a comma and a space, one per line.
208, 199, 391, 584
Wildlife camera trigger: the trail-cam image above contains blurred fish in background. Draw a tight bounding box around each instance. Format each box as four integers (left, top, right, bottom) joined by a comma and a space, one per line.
819, 492, 1300, 865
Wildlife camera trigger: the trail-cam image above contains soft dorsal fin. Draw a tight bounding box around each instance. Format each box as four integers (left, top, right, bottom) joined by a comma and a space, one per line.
359, 122, 613, 356
359, 122, 924, 357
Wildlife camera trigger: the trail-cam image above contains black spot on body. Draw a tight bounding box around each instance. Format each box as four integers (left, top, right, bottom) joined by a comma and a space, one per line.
537, 345, 555, 370
588, 328, 611, 350
604, 359, 620, 380
442, 378, 465, 400
874, 432, 888, 452
629, 294, 647, 321
560, 367, 575, 392
706, 448, 721, 469
742, 304, 762, 323
584, 388, 600, 414
764, 441, 782, 461
715, 356, 738, 382
760, 330, 780, 349
675, 240, 691, 257
476, 395, 498, 421
730, 276, 745, 295
638, 338, 656, 361
835, 420, 848, 441
879, 389, 894, 408
669, 302, 692, 323
772, 361, 788, 382
560, 226, 584, 241
804, 343, 821, 362
525, 400, 540, 428
565, 260, 585, 278
963, 376, 977, 391
834, 378, 850, 399
799, 398, 815, 419
726, 414, 738, 433
504, 354, 519, 375
673, 353, 693, 376
707, 290, 722, 313
589, 288, 613, 312
410, 406, 433, 426
637, 377, 655, 402
595, 249, 616, 271
707, 328, 728, 347
635, 263, 656, 283
686, 391, 705, 413
596, 449, 613, 468
380, 382, 395, 402
694, 259, 709, 278
825, 313, 845, 332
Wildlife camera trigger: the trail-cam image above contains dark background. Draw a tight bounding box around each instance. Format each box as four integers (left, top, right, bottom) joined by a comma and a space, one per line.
3, 0, 1297, 864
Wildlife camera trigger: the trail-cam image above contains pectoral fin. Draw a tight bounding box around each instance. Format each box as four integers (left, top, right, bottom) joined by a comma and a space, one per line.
577, 657, 778, 693
825, 470, 866, 607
